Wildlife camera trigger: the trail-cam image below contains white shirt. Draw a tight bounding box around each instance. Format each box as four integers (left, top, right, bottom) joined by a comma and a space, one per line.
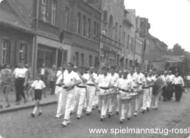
97, 74, 111, 88
166, 74, 175, 83
40, 68, 46, 75
13, 68, 27, 78
108, 73, 119, 87
83, 72, 97, 84
173, 76, 184, 86
31, 80, 46, 90
56, 70, 63, 78
63, 70, 77, 87
118, 78, 131, 90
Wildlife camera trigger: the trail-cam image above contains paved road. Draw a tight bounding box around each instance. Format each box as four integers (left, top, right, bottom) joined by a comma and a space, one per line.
1, 92, 190, 138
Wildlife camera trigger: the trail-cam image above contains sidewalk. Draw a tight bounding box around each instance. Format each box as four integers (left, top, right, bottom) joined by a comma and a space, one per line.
0, 94, 57, 114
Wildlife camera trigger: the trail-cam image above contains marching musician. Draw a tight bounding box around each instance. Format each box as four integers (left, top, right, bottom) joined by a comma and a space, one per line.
61, 63, 79, 127
118, 71, 132, 123
75, 67, 87, 119
55, 66, 65, 119
107, 66, 119, 118
141, 72, 151, 113
83, 67, 97, 115
96, 67, 111, 121
132, 69, 145, 116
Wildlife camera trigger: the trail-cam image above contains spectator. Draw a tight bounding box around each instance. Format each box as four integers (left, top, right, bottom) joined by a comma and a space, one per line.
13, 63, 28, 105
31, 75, 46, 117
0, 65, 13, 108
48, 65, 57, 95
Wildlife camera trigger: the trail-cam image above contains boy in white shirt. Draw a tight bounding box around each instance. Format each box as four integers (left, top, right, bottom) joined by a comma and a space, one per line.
31, 75, 46, 117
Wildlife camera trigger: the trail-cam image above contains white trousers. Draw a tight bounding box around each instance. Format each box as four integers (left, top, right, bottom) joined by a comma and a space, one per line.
75, 87, 86, 117
120, 91, 133, 120
142, 88, 150, 110
99, 89, 109, 118
86, 86, 96, 113
55, 86, 66, 117
63, 89, 75, 121
70, 87, 77, 113
147, 87, 152, 108
108, 89, 117, 114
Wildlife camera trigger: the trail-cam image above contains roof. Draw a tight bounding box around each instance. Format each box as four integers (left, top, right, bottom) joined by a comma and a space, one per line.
0, 0, 33, 34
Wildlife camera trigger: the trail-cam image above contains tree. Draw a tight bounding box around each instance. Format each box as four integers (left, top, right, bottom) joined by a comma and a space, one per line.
172, 43, 185, 55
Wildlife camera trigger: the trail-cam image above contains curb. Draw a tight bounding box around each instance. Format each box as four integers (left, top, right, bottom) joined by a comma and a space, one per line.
0, 100, 57, 114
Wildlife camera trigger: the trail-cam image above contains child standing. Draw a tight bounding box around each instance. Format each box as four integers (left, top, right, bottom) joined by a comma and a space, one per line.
31, 75, 46, 117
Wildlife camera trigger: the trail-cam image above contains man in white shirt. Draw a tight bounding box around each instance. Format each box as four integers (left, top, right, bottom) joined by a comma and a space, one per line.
61, 63, 78, 127
55, 66, 65, 118
118, 71, 133, 123
13, 63, 28, 104
173, 73, 184, 102
83, 67, 97, 115
166, 71, 175, 101
132, 69, 145, 116
96, 67, 111, 121
107, 67, 119, 118
75, 67, 87, 119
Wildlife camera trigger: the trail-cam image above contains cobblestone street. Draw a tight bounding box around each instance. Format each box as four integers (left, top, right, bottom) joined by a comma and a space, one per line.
1, 92, 190, 138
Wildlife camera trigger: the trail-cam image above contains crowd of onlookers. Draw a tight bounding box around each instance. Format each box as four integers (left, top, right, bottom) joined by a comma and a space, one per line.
0, 63, 58, 109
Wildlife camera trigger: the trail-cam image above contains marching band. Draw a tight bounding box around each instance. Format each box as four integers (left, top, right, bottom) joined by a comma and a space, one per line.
52, 63, 185, 127
0, 63, 185, 127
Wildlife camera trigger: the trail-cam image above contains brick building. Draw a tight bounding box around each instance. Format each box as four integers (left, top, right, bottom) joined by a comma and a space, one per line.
0, 0, 34, 68
0, 0, 101, 76
99, 0, 125, 69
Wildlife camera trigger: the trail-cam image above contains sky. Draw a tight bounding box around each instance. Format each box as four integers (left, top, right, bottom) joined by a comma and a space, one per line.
125, 0, 190, 52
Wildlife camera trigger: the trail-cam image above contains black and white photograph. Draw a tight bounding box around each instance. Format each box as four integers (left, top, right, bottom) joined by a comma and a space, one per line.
0, 0, 190, 138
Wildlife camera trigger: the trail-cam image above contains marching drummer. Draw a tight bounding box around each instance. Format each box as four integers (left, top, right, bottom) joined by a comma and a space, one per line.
118, 71, 132, 123
61, 63, 79, 127
107, 66, 119, 118
96, 67, 111, 121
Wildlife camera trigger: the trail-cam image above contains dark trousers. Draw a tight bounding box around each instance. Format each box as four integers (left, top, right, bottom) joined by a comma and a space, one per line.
15, 78, 25, 102
162, 86, 168, 101
174, 84, 183, 102
50, 81, 55, 95
167, 84, 173, 100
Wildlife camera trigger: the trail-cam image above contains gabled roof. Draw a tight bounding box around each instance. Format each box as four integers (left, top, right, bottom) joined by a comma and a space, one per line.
5, 0, 33, 28
0, 0, 33, 34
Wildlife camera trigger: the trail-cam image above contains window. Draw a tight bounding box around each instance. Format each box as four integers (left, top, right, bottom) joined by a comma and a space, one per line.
77, 12, 81, 34
75, 52, 79, 66
63, 50, 68, 65
65, 7, 70, 30
87, 18, 91, 38
89, 55, 92, 66
81, 53, 84, 66
93, 21, 96, 39
83, 15, 86, 36
115, 23, 118, 40
51, 0, 56, 25
2, 39, 10, 65
18, 42, 27, 64
41, 0, 47, 22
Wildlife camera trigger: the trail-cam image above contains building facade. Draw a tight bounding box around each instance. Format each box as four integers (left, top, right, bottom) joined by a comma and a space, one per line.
0, 0, 101, 76
99, 0, 125, 69
0, 0, 34, 68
